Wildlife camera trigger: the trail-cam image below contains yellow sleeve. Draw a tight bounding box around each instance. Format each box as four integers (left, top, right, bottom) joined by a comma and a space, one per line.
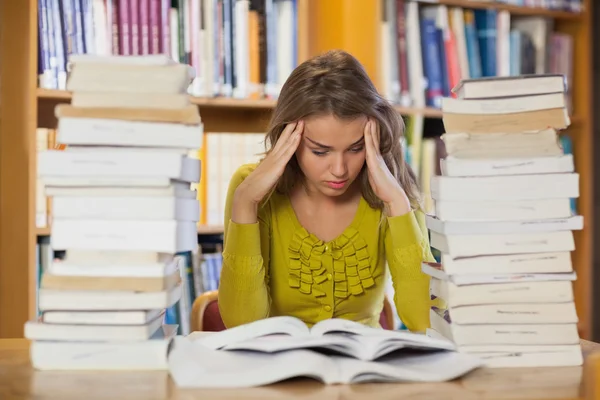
384, 209, 435, 333
218, 164, 271, 328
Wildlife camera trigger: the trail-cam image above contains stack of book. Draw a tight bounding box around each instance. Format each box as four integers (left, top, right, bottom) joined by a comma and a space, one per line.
27, 54, 203, 370
423, 74, 583, 368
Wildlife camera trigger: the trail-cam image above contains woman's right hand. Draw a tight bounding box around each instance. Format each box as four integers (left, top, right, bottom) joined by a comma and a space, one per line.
231, 120, 304, 223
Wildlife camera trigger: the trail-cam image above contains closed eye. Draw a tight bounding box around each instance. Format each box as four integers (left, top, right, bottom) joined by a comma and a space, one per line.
349, 146, 364, 153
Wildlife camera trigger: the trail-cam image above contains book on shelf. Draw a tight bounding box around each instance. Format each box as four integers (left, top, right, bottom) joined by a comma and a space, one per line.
36, 0, 576, 107
423, 73, 583, 369
30, 54, 206, 371
167, 316, 484, 388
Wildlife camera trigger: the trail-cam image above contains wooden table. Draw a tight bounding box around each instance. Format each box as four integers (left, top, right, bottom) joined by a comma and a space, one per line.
1, 339, 600, 400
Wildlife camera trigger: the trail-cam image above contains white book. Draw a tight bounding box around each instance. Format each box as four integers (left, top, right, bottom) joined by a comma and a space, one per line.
167, 317, 483, 388
426, 329, 583, 368
38, 149, 201, 183
441, 154, 574, 177
52, 196, 200, 222
50, 219, 198, 253
426, 214, 583, 235
430, 309, 580, 346
49, 257, 179, 278
66, 62, 194, 94
41, 176, 195, 188
441, 129, 562, 159
30, 324, 178, 371
430, 279, 574, 308
25, 314, 163, 342
57, 117, 203, 149
438, 251, 574, 275
433, 198, 573, 221
430, 302, 578, 325
430, 230, 575, 258
430, 173, 579, 201
441, 93, 566, 115
461, 345, 583, 368
452, 74, 566, 100
38, 283, 182, 311
63, 249, 177, 265
68, 53, 179, 66
71, 92, 191, 109
422, 262, 577, 286
49, 261, 178, 278
46, 185, 197, 199
43, 309, 164, 325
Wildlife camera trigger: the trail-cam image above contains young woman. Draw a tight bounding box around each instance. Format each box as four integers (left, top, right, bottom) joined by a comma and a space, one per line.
218, 50, 436, 333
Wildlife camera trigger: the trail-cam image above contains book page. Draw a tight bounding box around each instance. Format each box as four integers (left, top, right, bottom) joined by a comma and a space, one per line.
168, 336, 338, 388
220, 333, 359, 356
310, 318, 391, 337
194, 316, 310, 350
309, 319, 456, 360
336, 350, 483, 383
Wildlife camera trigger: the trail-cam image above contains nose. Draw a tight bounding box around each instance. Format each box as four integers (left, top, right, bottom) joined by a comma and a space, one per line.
330, 153, 348, 179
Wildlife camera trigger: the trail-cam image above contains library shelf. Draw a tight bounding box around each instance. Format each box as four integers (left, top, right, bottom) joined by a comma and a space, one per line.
197, 225, 225, 235
414, 0, 583, 20
36, 88, 444, 119
35, 227, 51, 236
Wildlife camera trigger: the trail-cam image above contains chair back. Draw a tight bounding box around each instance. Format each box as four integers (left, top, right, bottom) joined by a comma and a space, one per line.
191, 290, 396, 332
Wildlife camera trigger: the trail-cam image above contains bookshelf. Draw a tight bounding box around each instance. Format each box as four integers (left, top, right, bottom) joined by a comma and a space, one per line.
0, 0, 593, 340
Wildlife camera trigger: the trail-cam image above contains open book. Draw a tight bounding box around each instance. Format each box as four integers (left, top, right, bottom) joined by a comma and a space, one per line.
194, 316, 456, 361
168, 317, 483, 387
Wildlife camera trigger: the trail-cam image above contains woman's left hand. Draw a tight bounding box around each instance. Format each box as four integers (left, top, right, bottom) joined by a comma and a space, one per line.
364, 119, 411, 216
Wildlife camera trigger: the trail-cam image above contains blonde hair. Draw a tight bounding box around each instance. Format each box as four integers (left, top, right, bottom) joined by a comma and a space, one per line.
263, 50, 422, 210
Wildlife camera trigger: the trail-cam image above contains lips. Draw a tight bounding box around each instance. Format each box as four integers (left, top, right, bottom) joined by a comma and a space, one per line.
326, 180, 348, 189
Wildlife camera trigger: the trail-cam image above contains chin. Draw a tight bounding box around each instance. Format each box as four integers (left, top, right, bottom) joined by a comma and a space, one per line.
320, 187, 349, 197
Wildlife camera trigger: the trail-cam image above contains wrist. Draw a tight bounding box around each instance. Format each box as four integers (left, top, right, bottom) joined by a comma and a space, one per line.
384, 190, 411, 217
231, 187, 259, 224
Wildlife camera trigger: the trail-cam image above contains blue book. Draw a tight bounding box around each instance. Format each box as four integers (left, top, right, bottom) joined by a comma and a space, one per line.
419, 17, 443, 108
463, 10, 482, 79
474, 9, 497, 77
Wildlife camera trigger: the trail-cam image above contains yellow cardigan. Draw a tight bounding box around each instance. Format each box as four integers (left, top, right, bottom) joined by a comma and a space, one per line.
218, 163, 436, 332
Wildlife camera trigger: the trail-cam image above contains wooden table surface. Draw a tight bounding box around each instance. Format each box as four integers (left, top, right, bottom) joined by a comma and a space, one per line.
1, 338, 600, 400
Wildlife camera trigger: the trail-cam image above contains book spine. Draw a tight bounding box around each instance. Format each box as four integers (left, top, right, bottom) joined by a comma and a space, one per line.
463, 10, 481, 79
419, 18, 443, 108
149, 0, 161, 54
159, 0, 172, 56
474, 9, 497, 77
118, 0, 131, 55
38, 0, 53, 88
129, 0, 140, 54
139, 0, 150, 54
435, 26, 449, 97
395, 0, 410, 106
81, 0, 96, 54
73, 0, 85, 54
51, 0, 67, 88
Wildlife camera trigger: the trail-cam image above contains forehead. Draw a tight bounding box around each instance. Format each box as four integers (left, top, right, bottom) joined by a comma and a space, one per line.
303, 114, 366, 147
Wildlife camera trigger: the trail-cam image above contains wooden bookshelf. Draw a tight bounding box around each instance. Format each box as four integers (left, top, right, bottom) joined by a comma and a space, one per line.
197, 225, 225, 235
36, 88, 444, 125
0, 0, 594, 341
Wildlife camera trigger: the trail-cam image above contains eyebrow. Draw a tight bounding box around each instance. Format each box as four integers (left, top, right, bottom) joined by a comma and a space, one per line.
305, 136, 365, 149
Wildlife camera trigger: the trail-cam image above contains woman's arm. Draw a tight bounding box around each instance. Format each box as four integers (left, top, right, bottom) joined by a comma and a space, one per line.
218, 165, 271, 328
384, 209, 435, 333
